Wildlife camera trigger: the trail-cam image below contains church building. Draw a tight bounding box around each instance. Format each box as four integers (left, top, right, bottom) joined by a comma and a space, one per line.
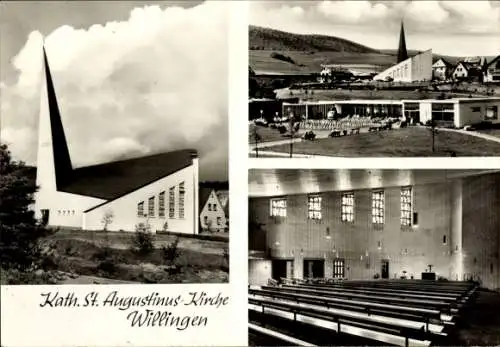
34, 47, 199, 234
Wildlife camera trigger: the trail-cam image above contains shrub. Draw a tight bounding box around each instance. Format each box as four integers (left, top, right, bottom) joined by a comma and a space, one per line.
161, 238, 181, 266
97, 259, 117, 274
131, 222, 154, 255
277, 125, 287, 134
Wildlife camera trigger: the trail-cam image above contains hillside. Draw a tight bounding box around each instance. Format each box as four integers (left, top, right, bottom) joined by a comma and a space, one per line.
249, 26, 380, 54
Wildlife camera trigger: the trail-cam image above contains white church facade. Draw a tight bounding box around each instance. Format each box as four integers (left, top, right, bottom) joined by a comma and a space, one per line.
34, 48, 199, 234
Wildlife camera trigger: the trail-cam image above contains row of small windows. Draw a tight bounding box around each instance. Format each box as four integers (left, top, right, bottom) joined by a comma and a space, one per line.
58, 210, 75, 216
270, 187, 413, 226
137, 182, 185, 219
207, 203, 217, 211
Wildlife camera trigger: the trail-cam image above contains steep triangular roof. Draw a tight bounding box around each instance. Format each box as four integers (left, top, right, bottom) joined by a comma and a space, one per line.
43, 46, 73, 189
42, 48, 198, 204
397, 21, 408, 64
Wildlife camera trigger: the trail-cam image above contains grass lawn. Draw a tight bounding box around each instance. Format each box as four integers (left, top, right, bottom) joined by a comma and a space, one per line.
265, 127, 500, 157
249, 124, 297, 143
250, 50, 394, 74
1, 229, 229, 285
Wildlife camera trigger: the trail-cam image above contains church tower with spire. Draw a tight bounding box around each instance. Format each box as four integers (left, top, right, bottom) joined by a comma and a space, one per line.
397, 21, 408, 64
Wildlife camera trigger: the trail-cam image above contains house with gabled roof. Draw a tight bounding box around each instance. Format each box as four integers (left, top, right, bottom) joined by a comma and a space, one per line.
432, 58, 454, 81
34, 47, 199, 234
199, 189, 229, 232
452, 61, 483, 82
484, 55, 500, 82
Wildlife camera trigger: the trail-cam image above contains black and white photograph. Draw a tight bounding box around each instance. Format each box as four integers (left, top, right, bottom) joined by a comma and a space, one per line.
248, 1, 500, 158
0, 1, 229, 285
248, 168, 500, 346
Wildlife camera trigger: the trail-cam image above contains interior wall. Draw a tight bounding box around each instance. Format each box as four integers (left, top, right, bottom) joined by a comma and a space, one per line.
461, 173, 500, 290
249, 181, 456, 281
248, 259, 272, 286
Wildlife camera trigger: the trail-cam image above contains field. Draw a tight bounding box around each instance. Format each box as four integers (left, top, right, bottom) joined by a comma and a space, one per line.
262, 127, 500, 157
1, 229, 229, 285
250, 50, 394, 75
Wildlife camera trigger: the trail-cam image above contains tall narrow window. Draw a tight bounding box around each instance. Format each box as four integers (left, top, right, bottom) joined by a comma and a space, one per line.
137, 201, 144, 217
148, 196, 155, 217
333, 259, 345, 278
308, 195, 322, 220
159, 191, 166, 218
372, 191, 385, 224
169, 187, 175, 218
179, 182, 185, 219
270, 198, 287, 217
341, 192, 354, 222
401, 187, 412, 226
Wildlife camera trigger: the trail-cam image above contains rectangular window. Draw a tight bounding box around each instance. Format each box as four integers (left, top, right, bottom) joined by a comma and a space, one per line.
333, 259, 345, 278
401, 187, 412, 226
431, 103, 454, 122
137, 201, 144, 217
308, 195, 322, 220
159, 191, 165, 218
443, 235, 447, 244
270, 198, 287, 217
179, 182, 185, 219
486, 106, 498, 120
169, 187, 175, 218
217, 217, 221, 226
372, 191, 385, 224
341, 192, 354, 223
148, 196, 155, 217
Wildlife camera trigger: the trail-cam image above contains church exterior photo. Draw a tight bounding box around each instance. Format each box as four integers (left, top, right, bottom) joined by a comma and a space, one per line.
34, 48, 199, 234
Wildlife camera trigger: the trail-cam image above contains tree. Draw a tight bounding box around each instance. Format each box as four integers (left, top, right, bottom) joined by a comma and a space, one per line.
0, 144, 48, 270
101, 210, 114, 231
250, 125, 262, 158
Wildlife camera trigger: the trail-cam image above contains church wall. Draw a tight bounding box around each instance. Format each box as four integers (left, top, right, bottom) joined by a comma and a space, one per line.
249, 180, 457, 281
461, 173, 500, 290
83, 163, 198, 234
374, 50, 432, 82
34, 190, 105, 229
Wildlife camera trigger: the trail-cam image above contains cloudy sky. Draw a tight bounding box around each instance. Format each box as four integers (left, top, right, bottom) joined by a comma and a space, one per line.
0, 0, 228, 181
250, 1, 500, 57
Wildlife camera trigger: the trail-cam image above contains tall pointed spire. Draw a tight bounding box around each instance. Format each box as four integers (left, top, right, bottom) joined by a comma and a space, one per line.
42, 46, 73, 188
397, 21, 408, 64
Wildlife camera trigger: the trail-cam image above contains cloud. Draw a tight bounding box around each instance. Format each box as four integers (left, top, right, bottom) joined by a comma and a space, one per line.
0, 1, 228, 181
250, 1, 500, 55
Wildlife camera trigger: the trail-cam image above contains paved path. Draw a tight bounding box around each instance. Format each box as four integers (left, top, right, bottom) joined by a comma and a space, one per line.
250, 150, 333, 159
437, 128, 500, 144
250, 138, 303, 150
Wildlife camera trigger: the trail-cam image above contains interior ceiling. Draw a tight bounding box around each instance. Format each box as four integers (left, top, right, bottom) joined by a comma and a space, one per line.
248, 169, 500, 197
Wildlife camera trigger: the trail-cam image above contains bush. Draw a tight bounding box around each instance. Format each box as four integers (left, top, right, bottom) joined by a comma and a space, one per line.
131, 223, 154, 255
277, 125, 287, 134
161, 238, 181, 266
97, 259, 117, 274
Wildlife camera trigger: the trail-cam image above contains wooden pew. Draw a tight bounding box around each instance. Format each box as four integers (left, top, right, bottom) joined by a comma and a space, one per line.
248, 322, 317, 347
249, 297, 436, 347
250, 287, 445, 331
